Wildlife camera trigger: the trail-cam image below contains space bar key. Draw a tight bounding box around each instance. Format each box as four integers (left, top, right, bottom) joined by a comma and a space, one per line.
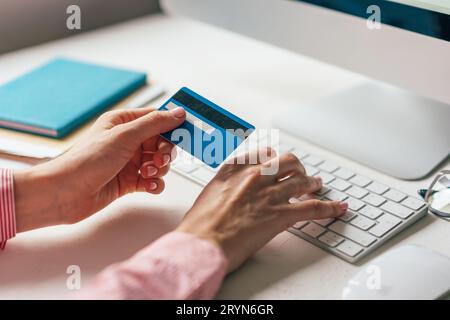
329, 221, 376, 247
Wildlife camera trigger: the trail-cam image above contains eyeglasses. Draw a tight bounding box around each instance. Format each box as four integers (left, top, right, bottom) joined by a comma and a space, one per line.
418, 170, 450, 218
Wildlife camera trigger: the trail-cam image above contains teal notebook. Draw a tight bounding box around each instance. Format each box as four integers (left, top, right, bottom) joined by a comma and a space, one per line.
0, 58, 146, 138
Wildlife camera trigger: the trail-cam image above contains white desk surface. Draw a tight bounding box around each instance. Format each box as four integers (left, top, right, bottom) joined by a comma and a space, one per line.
0, 13, 448, 299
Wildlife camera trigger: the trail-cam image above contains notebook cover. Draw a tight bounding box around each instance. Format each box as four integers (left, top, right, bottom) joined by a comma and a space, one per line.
0, 58, 147, 138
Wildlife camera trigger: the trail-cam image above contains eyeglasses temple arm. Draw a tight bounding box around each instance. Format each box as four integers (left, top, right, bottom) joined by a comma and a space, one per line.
425, 170, 450, 201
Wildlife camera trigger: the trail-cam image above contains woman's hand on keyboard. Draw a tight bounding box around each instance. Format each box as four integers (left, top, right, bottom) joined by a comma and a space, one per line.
177, 148, 348, 272
13, 107, 186, 232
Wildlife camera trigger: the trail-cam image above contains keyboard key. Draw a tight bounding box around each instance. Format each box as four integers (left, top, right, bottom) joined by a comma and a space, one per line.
315, 218, 335, 227
366, 182, 389, 195
319, 232, 344, 247
337, 240, 364, 257
350, 215, 376, 230
349, 175, 372, 187
359, 205, 383, 219
304, 165, 319, 176
303, 155, 323, 166
380, 201, 414, 219
334, 168, 355, 180
329, 221, 377, 247
369, 213, 402, 237
173, 161, 200, 173
369, 223, 396, 238
191, 168, 216, 184
339, 210, 357, 222
346, 197, 365, 211
301, 222, 326, 238
315, 171, 335, 184
292, 148, 309, 160
318, 161, 339, 173
329, 179, 352, 191
346, 186, 369, 199
377, 212, 402, 225
278, 143, 294, 153
363, 193, 386, 207
325, 189, 348, 202
401, 197, 425, 211
384, 189, 407, 202
292, 221, 309, 229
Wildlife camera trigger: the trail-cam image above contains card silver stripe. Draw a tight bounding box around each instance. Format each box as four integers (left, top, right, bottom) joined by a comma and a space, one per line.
165, 101, 215, 134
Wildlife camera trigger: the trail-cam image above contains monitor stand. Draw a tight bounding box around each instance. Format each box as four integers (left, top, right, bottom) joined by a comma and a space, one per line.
273, 82, 450, 180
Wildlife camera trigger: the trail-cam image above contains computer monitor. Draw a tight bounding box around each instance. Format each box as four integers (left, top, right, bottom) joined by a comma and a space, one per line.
161, 0, 450, 180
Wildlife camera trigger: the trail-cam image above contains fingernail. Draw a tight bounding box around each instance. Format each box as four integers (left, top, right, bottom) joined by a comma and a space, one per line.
149, 182, 158, 191
162, 154, 171, 166
339, 202, 348, 211
314, 176, 322, 186
147, 166, 158, 177
170, 107, 186, 118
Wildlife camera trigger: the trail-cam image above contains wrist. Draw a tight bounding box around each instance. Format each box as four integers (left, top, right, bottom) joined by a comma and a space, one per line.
176, 221, 247, 273
176, 225, 230, 262
14, 163, 72, 232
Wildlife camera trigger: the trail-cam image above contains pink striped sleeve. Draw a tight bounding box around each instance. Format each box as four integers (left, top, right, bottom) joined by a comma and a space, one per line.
75, 231, 228, 300
0, 169, 16, 249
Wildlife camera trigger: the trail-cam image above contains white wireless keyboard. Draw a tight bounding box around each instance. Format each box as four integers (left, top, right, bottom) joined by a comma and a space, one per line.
170, 131, 428, 263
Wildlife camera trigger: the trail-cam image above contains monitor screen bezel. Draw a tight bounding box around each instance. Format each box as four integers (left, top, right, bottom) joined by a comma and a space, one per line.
292, 0, 450, 42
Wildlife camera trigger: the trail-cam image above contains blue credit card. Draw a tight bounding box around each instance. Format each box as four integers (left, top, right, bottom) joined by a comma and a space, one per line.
159, 87, 255, 168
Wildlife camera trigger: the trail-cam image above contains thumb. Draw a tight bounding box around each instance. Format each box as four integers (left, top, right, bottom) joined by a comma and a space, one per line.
119, 106, 186, 144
